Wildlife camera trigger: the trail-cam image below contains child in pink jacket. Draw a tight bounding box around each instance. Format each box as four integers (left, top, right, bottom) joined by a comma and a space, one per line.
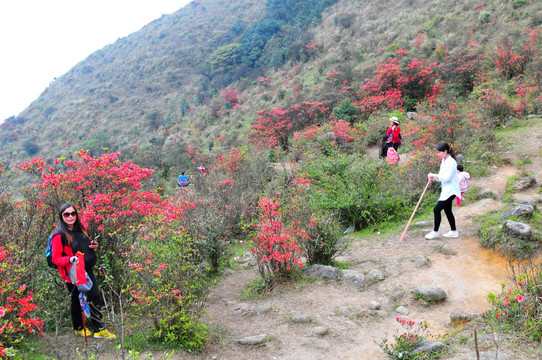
456, 164, 470, 206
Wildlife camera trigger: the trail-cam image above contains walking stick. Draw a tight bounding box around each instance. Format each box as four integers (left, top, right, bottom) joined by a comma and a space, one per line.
399, 179, 431, 243
81, 309, 88, 344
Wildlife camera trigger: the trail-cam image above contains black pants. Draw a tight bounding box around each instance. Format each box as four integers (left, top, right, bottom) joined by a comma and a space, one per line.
67, 269, 105, 332
433, 195, 456, 231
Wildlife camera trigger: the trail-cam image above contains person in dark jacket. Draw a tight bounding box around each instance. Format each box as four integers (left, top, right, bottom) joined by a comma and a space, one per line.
51, 203, 116, 338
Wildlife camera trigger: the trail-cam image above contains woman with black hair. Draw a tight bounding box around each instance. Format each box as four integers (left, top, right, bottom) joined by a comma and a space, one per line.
425, 142, 461, 239
50, 203, 116, 338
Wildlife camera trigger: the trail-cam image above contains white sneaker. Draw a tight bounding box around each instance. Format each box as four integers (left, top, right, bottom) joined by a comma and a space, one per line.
443, 231, 459, 238
425, 231, 439, 239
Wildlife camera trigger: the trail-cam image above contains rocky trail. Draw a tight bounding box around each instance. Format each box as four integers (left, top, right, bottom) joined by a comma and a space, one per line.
186, 118, 542, 360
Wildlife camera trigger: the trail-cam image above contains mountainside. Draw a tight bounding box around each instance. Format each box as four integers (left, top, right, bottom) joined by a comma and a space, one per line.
1, 0, 541, 174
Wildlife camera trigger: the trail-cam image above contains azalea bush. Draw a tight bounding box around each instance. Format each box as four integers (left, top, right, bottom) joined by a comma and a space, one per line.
7, 150, 210, 354
378, 317, 432, 360
251, 198, 306, 285
482, 271, 542, 343
0, 245, 44, 358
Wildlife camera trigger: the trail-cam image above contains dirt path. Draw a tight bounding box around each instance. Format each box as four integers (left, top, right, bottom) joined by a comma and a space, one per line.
151, 117, 542, 360
180, 163, 537, 360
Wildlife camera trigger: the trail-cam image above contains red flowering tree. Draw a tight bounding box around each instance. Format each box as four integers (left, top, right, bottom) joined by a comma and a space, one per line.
359, 54, 440, 114
248, 101, 333, 150
10, 151, 209, 352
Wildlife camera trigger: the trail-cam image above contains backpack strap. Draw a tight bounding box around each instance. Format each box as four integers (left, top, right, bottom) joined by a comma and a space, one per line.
53, 229, 69, 278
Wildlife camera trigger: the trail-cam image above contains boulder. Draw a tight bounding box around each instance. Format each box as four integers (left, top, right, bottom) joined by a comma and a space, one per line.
304, 264, 340, 279
499, 203, 535, 220
340, 269, 366, 288
503, 220, 532, 239
412, 286, 447, 302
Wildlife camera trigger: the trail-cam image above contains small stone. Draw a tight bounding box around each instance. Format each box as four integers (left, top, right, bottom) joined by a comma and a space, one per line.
441, 244, 457, 255
236, 334, 268, 345
412, 286, 447, 302
414, 255, 431, 267
253, 305, 272, 315
292, 315, 312, 324
310, 326, 328, 336
367, 269, 385, 282
369, 301, 381, 310
396, 306, 409, 315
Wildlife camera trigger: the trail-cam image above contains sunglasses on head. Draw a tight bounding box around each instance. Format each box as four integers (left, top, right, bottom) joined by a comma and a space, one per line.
62, 211, 77, 218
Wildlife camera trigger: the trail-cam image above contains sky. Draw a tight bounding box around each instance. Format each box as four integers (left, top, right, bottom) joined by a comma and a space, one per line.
0, 0, 191, 122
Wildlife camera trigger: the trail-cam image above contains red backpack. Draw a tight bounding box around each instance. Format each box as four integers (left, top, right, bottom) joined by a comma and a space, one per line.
386, 147, 399, 164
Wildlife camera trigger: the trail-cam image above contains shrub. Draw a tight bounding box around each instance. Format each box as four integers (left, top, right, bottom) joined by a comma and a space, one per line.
304, 213, 345, 265
378, 317, 431, 359
251, 198, 306, 285
299, 154, 411, 229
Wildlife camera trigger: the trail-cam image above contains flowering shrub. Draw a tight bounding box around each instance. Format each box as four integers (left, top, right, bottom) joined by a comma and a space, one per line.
251, 198, 305, 285
0, 245, 43, 356
378, 317, 431, 359
9, 151, 210, 353
248, 101, 333, 150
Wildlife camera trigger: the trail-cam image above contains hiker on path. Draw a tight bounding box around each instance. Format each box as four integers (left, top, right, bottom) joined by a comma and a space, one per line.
177, 171, 190, 187
386, 116, 402, 151
456, 164, 470, 206
51, 203, 116, 338
425, 142, 461, 239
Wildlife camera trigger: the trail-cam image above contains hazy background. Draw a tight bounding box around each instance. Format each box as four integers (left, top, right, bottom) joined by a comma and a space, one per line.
0, 0, 190, 122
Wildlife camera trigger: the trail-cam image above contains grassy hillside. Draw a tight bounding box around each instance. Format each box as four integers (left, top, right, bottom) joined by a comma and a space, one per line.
0, 0, 540, 182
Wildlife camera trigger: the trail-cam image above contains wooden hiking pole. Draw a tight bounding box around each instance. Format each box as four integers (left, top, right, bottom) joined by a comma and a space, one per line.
399, 179, 431, 243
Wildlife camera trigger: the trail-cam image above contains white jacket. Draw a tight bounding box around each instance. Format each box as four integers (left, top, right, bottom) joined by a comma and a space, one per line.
437, 156, 461, 201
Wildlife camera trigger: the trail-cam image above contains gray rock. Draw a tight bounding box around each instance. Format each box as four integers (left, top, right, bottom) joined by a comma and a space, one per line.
450, 311, 479, 324
441, 244, 457, 255
528, 114, 542, 118
253, 305, 272, 315
340, 269, 366, 288
533, 195, 542, 204
503, 220, 532, 239
406, 112, 417, 119
304, 264, 340, 279
369, 300, 381, 310
396, 306, 409, 315
499, 203, 535, 220
519, 199, 537, 209
513, 176, 537, 192
236, 334, 268, 345
478, 188, 496, 199
414, 255, 431, 268
292, 315, 312, 324
411, 341, 446, 354
310, 326, 328, 337
367, 269, 385, 282
412, 286, 447, 302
